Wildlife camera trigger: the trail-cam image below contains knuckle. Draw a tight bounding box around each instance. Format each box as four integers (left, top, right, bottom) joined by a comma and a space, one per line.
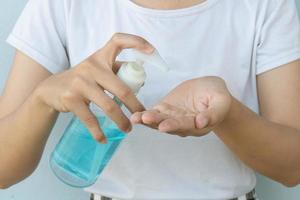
94, 134, 104, 142
135, 104, 145, 112
119, 87, 132, 99
111, 33, 122, 44
83, 116, 98, 128
118, 118, 130, 130
73, 75, 85, 85
75, 64, 91, 76
153, 103, 168, 112
135, 37, 151, 49
60, 90, 76, 105
103, 101, 118, 113
119, 122, 130, 132
87, 53, 106, 67
99, 62, 113, 71
138, 37, 148, 46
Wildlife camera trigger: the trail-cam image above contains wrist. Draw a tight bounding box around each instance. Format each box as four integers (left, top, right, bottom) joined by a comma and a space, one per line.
31, 84, 57, 115
213, 96, 242, 134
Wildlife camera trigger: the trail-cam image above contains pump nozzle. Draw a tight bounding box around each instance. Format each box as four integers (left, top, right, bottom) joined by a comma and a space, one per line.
132, 49, 169, 72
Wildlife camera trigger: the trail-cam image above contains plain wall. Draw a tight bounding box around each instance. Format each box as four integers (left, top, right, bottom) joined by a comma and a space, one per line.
0, 1, 89, 200
0, 0, 300, 200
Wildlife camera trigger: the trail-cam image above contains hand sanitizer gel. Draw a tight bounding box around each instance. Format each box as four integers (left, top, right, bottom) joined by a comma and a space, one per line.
50, 50, 168, 188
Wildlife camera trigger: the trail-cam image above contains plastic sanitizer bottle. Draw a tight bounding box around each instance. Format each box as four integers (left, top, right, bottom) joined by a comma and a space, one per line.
50, 50, 169, 188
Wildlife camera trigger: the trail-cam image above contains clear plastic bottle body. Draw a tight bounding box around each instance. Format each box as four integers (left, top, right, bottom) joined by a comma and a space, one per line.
50, 101, 126, 188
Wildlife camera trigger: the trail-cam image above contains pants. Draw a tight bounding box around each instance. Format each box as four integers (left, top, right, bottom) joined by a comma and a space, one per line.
91, 189, 258, 200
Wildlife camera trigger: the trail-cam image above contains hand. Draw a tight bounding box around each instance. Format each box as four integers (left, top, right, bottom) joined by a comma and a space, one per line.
35, 33, 154, 143
131, 77, 232, 137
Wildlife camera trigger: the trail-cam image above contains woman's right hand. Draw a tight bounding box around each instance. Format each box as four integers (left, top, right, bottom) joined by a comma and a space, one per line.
34, 33, 154, 143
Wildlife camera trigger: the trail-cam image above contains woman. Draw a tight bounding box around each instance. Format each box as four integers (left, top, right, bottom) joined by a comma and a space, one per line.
1, 0, 300, 200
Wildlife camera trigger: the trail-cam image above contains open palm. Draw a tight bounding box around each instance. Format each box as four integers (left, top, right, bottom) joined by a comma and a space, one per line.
131, 76, 232, 137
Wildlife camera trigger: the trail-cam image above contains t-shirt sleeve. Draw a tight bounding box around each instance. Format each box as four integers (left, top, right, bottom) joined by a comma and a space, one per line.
256, 0, 300, 75
6, 0, 70, 74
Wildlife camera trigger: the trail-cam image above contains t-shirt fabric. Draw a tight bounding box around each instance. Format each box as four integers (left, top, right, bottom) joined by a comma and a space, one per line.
7, 0, 300, 199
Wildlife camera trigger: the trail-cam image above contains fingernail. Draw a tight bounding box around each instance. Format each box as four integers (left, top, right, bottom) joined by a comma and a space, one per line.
202, 119, 209, 128
96, 134, 107, 144
145, 46, 155, 54
100, 138, 107, 144
196, 115, 209, 129
126, 124, 132, 133
130, 115, 139, 124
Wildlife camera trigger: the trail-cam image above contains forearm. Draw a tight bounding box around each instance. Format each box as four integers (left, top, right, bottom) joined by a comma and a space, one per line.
0, 89, 58, 188
214, 97, 300, 187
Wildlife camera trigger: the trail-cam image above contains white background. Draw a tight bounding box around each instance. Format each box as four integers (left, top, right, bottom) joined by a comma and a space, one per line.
0, 0, 300, 199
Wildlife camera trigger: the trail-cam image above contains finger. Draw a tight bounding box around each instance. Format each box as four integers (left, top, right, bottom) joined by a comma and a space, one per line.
166, 128, 211, 138
153, 102, 174, 113
130, 112, 143, 124
81, 83, 132, 133
72, 101, 107, 143
131, 110, 167, 130
112, 61, 124, 74
158, 115, 196, 133
205, 94, 232, 126
137, 110, 164, 129
103, 33, 155, 63
195, 113, 210, 129
140, 110, 167, 127
94, 69, 145, 113
153, 102, 189, 117
195, 106, 222, 129
158, 114, 211, 137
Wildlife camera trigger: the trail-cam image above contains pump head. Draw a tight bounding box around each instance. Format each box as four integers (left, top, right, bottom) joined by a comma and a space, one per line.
117, 49, 169, 94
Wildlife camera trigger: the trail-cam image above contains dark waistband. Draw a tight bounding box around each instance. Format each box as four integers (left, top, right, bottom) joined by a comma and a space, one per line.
91, 189, 258, 200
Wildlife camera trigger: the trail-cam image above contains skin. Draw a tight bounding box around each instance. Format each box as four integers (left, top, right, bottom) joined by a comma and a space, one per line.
0, 33, 154, 188
132, 0, 204, 9
0, 0, 299, 189
131, 60, 300, 187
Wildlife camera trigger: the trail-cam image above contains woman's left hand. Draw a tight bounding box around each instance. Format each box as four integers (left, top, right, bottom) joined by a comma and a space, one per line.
131, 76, 232, 137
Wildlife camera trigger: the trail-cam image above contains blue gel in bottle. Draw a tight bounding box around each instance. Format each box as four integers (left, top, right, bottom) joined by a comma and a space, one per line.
50, 113, 126, 188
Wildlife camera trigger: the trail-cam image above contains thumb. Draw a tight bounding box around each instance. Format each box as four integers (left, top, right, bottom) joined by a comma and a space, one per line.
195, 111, 210, 129
112, 61, 124, 74
102, 33, 155, 63
195, 97, 231, 129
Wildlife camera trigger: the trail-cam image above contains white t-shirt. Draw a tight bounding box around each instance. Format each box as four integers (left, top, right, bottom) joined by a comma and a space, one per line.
7, 0, 300, 199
